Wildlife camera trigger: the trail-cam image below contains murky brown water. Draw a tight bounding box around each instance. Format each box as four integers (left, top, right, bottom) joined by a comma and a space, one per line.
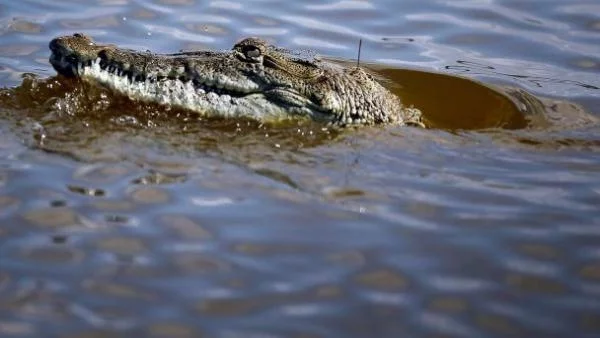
1, 1, 600, 337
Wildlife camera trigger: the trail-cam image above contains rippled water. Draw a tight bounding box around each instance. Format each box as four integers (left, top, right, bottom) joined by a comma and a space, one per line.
1, 1, 599, 337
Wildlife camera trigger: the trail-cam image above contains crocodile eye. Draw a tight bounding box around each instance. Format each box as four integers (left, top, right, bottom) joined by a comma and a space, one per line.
234, 38, 269, 63
238, 45, 262, 63
244, 46, 261, 58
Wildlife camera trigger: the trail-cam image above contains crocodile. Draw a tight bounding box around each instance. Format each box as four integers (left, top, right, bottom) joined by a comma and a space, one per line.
49, 33, 423, 127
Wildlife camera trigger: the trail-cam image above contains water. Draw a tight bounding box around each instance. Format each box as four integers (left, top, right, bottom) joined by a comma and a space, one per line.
0, 1, 599, 337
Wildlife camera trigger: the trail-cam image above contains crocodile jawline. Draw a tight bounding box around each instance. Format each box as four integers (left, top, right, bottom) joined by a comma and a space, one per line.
49, 34, 424, 126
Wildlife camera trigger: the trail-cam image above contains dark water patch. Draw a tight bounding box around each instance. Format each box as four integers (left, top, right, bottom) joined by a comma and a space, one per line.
379, 66, 529, 130
374, 65, 598, 132
20, 207, 80, 229
131, 170, 188, 185
67, 185, 106, 197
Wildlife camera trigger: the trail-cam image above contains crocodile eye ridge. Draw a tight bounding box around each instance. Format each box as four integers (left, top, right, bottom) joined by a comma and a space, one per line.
233, 38, 267, 64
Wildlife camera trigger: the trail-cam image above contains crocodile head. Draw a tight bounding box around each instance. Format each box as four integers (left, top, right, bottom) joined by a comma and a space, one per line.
49, 33, 423, 126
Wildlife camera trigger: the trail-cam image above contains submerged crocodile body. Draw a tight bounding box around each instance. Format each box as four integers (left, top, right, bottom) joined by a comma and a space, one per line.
49, 33, 423, 126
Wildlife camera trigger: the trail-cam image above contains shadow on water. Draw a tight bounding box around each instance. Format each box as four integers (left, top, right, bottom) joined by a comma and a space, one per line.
371, 64, 598, 132
0, 74, 341, 162
0, 62, 598, 163
376, 66, 529, 130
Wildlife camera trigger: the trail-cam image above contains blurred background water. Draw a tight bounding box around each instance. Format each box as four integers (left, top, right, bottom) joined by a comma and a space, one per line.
0, 1, 599, 337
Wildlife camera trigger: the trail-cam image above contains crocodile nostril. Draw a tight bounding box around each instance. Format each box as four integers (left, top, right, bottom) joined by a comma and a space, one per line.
98, 49, 110, 60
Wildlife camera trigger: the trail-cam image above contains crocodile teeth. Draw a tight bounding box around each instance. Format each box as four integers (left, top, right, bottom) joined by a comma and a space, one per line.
61, 55, 299, 121
71, 59, 257, 116
174, 66, 185, 75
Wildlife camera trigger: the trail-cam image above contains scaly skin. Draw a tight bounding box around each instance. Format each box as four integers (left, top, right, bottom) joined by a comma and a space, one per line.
49, 33, 423, 126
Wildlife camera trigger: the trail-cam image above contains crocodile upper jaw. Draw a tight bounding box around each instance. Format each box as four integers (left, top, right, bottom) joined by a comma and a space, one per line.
49, 36, 331, 122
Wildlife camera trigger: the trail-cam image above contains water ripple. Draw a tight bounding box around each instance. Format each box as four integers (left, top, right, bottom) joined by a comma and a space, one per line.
0, 0, 599, 337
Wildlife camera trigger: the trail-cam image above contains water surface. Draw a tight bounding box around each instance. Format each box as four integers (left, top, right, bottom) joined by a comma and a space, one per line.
0, 1, 599, 337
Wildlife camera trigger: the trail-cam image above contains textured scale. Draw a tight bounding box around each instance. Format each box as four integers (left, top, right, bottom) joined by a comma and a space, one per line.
49, 33, 424, 127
